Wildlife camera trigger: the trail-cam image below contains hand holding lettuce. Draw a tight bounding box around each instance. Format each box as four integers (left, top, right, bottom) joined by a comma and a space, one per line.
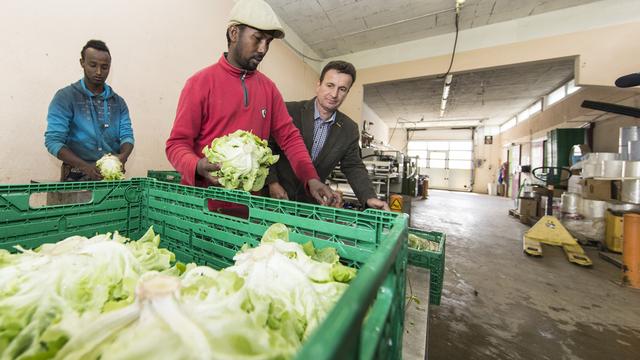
202, 130, 279, 192
96, 154, 125, 180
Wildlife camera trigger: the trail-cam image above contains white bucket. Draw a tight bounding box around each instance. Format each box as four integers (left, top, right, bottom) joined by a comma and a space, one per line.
487, 183, 498, 196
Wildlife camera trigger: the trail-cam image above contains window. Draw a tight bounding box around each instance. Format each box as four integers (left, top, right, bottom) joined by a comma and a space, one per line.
517, 100, 543, 124
427, 141, 449, 151
408, 149, 427, 168
547, 86, 566, 106
407, 141, 427, 151
449, 151, 472, 160
517, 109, 530, 123
449, 160, 472, 169
546, 79, 580, 107
429, 151, 446, 168
407, 140, 473, 169
449, 141, 472, 151
501, 79, 576, 133
430, 159, 446, 169
528, 100, 542, 116
429, 152, 446, 159
566, 79, 580, 94
500, 117, 517, 133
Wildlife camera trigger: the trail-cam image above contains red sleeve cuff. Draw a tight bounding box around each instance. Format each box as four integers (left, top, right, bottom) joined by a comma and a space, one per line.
180, 154, 200, 186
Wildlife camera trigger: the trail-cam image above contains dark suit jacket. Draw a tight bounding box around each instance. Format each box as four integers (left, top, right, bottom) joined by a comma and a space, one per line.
266, 98, 377, 204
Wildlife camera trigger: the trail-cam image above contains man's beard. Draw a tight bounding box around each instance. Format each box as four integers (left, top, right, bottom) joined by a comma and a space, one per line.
241, 56, 262, 71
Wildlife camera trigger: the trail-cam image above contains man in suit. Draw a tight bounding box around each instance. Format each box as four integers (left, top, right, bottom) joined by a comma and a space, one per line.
266, 61, 389, 210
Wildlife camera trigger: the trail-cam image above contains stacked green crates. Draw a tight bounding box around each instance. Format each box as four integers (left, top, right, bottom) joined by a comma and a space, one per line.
408, 228, 446, 305
147, 170, 182, 183
0, 178, 408, 360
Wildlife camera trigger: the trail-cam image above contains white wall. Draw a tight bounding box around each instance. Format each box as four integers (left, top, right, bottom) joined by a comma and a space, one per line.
361, 103, 389, 145
0, 0, 317, 184
472, 126, 502, 193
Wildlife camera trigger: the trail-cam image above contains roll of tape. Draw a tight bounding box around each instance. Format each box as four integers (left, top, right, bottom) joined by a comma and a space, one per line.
620, 127, 640, 160
622, 179, 640, 204
601, 160, 624, 178
568, 175, 583, 194
624, 161, 640, 179
625, 161, 640, 179
630, 140, 640, 161
561, 193, 581, 214
607, 201, 640, 212
580, 198, 607, 218
584, 152, 619, 162
595, 161, 605, 178
582, 162, 596, 178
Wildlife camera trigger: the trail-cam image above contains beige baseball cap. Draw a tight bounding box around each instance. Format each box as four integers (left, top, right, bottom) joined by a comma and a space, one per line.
228, 0, 285, 39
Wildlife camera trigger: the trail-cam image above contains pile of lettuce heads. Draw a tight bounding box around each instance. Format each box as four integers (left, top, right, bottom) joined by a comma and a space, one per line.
0, 223, 355, 360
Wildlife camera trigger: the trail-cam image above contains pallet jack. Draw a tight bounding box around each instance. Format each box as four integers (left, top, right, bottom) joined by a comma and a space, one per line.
522, 167, 592, 266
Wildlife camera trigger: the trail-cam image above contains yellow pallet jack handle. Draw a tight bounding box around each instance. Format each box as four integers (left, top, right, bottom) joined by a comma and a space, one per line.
523, 215, 592, 267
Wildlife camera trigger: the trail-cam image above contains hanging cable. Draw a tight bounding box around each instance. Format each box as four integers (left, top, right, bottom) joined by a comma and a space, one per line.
283, 38, 324, 62
388, 117, 402, 145
438, 3, 462, 79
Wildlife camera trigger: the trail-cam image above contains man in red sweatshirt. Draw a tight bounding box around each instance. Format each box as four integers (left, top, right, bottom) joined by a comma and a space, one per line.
166, 0, 337, 209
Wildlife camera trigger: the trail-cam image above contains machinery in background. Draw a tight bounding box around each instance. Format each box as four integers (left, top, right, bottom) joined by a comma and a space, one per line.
361, 147, 405, 197
328, 146, 418, 209
402, 155, 419, 197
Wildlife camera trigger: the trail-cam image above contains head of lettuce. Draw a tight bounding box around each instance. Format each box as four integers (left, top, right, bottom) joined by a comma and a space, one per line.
202, 130, 279, 192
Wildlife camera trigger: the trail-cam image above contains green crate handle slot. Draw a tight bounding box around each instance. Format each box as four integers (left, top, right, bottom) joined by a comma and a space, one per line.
146, 170, 182, 184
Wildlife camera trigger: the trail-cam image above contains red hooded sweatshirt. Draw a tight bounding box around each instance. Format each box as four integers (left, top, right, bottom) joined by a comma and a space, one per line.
166, 55, 319, 195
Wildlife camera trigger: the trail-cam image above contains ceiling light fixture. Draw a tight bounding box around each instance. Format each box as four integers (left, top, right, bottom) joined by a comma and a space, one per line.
439, 74, 453, 117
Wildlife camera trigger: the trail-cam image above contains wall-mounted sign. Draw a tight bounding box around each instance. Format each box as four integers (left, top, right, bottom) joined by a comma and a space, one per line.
484, 135, 493, 145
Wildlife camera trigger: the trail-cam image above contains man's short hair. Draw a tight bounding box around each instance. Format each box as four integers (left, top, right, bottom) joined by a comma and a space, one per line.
320, 61, 356, 85
81, 40, 110, 59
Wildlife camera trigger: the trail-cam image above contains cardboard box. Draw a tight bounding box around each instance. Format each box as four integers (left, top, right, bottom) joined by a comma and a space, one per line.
519, 197, 538, 223
581, 179, 621, 201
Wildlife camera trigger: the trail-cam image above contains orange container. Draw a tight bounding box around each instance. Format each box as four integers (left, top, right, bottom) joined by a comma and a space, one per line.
622, 213, 640, 289
422, 179, 429, 199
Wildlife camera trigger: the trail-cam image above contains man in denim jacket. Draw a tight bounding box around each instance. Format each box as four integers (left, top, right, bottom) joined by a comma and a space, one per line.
45, 40, 134, 181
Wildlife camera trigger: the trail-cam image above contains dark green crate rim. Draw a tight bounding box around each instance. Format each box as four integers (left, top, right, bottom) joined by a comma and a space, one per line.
0, 178, 408, 360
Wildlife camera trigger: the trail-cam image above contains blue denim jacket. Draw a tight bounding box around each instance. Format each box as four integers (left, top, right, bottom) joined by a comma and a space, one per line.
44, 79, 134, 162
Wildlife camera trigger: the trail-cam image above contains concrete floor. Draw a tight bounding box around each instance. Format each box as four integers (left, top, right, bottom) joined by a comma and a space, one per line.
410, 190, 640, 360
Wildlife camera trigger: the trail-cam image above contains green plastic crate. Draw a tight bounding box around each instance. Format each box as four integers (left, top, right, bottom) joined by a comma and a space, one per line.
408, 228, 446, 305
0, 178, 408, 360
147, 170, 182, 183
